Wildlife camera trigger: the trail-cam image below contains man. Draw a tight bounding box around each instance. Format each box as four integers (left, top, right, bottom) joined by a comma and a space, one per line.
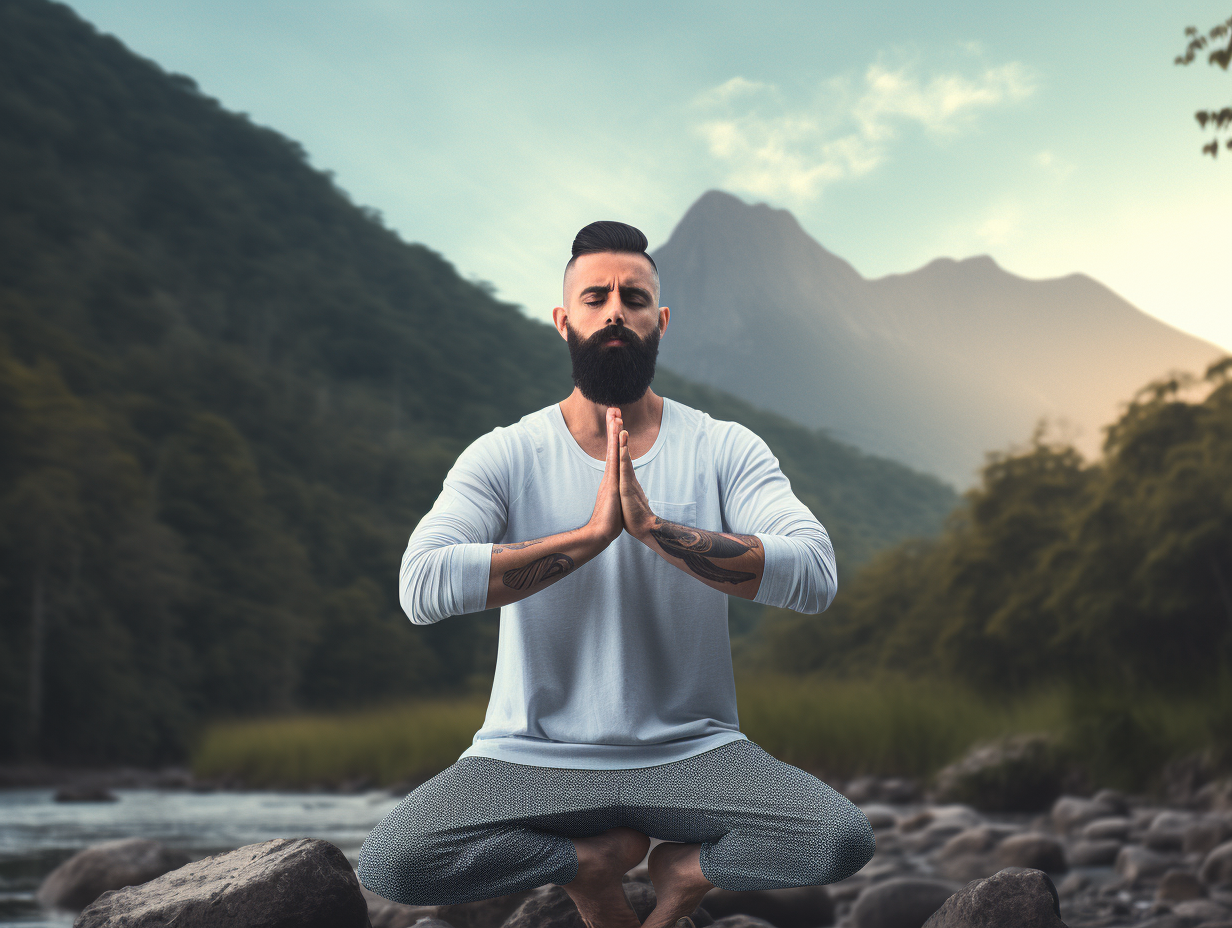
358, 221, 874, 928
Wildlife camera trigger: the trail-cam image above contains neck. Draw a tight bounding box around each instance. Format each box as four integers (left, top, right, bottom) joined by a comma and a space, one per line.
559, 387, 663, 442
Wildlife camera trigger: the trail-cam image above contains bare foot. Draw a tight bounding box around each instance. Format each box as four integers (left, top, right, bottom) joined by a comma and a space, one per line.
562, 827, 650, 928
642, 842, 715, 928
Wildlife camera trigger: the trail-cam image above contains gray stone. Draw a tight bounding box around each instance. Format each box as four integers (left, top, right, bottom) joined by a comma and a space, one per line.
502, 882, 712, 928
709, 917, 776, 928
37, 838, 189, 911
933, 853, 1001, 884
1203, 841, 1232, 887
1081, 816, 1132, 841
928, 734, 1066, 813
1173, 897, 1232, 921
363, 885, 438, 928
861, 804, 899, 831
1091, 789, 1131, 815
1056, 872, 1089, 897
73, 838, 368, 928
921, 867, 1064, 927
1117, 845, 1179, 883
1146, 812, 1197, 852
850, 877, 959, 928
436, 889, 535, 928
996, 834, 1067, 873
1067, 839, 1122, 867
1051, 796, 1119, 833
1197, 778, 1232, 811
1188, 818, 1232, 856
1157, 869, 1207, 902
700, 884, 832, 928
934, 828, 999, 861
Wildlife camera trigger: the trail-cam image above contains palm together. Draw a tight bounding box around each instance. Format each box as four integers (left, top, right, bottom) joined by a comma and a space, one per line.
592, 406, 655, 544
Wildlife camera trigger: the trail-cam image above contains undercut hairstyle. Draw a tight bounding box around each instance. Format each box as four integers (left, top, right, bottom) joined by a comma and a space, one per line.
563, 220, 659, 297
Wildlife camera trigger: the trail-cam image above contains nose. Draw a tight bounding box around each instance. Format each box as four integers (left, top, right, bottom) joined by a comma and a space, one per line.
605, 300, 626, 327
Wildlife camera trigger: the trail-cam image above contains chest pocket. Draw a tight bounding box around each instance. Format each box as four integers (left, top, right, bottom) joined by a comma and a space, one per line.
649, 500, 698, 527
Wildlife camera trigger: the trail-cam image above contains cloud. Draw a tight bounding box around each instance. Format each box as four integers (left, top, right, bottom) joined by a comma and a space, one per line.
696, 58, 1036, 199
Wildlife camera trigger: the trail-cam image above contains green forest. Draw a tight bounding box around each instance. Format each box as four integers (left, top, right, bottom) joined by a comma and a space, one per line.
756, 360, 1232, 707
0, 0, 957, 764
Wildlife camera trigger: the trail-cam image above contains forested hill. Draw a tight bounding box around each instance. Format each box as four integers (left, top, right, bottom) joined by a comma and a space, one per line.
0, 0, 956, 763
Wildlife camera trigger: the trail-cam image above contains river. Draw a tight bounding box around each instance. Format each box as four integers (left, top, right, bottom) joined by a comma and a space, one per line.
0, 787, 401, 927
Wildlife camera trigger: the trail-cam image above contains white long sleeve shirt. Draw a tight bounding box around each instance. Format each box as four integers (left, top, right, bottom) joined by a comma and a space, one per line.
400, 397, 836, 769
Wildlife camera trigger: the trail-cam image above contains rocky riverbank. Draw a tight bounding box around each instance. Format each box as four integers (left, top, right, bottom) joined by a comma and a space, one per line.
30, 779, 1232, 928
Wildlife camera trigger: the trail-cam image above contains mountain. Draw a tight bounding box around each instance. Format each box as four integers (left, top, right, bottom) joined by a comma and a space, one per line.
0, 0, 956, 762
653, 191, 1225, 487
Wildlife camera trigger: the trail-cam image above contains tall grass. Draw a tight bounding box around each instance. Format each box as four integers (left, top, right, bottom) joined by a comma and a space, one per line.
191, 674, 1227, 790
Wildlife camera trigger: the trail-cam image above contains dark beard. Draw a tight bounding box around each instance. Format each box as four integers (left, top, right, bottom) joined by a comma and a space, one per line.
566, 322, 660, 406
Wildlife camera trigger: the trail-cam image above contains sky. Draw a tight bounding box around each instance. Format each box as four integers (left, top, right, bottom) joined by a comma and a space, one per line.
65, 0, 1232, 354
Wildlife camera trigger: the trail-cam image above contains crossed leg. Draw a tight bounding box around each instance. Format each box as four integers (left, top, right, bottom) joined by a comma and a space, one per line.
562, 830, 715, 928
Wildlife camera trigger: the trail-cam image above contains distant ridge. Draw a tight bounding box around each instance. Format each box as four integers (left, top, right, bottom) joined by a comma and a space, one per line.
653, 190, 1224, 486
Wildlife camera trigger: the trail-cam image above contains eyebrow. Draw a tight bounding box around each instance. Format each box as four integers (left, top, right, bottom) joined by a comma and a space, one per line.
579, 284, 654, 304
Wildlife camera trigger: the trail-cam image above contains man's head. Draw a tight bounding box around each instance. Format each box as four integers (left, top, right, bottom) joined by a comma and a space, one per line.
553, 221, 669, 406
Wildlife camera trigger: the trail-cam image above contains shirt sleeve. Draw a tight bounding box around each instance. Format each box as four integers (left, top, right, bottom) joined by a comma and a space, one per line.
715, 421, 837, 614
399, 429, 513, 625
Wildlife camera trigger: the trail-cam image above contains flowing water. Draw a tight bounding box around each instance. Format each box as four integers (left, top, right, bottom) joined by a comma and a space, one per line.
0, 787, 400, 927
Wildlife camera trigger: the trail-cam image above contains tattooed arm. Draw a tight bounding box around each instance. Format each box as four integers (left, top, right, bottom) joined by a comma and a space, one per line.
615, 427, 766, 600
483, 407, 627, 609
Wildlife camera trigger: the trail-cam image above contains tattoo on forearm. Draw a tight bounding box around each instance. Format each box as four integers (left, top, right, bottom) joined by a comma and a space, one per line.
649, 519, 760, 585
492, 539, 543, 554
502, 553, 575, 590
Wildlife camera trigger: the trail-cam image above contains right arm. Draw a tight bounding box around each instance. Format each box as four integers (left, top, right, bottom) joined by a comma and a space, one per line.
401, 407, 624, 623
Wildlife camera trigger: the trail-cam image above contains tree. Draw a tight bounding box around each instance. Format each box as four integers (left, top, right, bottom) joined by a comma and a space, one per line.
1175, 15, 1232, 157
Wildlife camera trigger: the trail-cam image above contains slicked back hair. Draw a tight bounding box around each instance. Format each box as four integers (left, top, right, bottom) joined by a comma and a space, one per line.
563, 220, 659, 299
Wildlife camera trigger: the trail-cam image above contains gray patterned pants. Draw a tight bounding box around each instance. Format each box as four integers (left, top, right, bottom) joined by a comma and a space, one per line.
357, 739, 875, 906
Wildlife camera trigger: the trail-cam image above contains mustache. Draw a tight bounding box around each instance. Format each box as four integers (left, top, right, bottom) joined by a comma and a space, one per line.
585, 323, 640, 347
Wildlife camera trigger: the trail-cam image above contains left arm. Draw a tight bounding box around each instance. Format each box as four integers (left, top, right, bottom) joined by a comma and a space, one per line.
618, 422, 835, 612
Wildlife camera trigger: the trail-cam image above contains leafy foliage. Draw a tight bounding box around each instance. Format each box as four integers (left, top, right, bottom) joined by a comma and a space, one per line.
1175, 15, 1232, 157
758, 359, 1232, 702
0, 0, 955, 763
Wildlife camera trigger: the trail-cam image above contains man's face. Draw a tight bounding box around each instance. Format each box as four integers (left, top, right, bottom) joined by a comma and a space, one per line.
553, 252, 669, 406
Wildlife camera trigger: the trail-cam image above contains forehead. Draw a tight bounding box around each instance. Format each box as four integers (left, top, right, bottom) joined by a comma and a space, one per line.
566, 252, 658, 298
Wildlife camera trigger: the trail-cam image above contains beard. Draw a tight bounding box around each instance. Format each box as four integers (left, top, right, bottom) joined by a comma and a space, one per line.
565, 321, 660, 406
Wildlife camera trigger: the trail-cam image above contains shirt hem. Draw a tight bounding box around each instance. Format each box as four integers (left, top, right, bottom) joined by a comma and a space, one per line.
456, 730, 749, 769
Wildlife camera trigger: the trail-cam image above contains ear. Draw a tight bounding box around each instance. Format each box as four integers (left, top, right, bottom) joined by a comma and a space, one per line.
658, 306, 670, 338
552, 305, 569, 341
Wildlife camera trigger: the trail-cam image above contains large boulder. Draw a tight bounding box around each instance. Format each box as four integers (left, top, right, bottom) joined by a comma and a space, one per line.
37, 838, 189, 911
1201, 840, 1232, 887
850, 877, 959, 928
928, 734, 1066, 813
74, 838, 368, 928
502, 882, 712, 928
996, 834, 1067, 873
700, 885, 833, 928
921, 868, 1063, 927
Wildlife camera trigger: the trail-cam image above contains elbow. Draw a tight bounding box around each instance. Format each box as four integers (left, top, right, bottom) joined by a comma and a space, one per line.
399, 550, 447, 626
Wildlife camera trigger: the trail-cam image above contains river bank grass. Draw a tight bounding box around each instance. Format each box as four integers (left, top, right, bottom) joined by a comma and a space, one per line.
191, 674, 1224, 790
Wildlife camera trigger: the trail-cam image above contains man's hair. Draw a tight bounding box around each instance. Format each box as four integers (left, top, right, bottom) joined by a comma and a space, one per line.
564, 221, 659, 292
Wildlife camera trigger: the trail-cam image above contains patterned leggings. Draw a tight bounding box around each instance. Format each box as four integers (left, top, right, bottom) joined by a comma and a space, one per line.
357, 739, 875, 906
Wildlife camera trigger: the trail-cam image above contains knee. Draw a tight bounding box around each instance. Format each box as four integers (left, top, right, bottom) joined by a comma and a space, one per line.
357, 821, 441, 905
809, 801, 875, 885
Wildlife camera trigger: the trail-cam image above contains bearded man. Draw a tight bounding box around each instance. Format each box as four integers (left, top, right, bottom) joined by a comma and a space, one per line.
358, 221, 875, 928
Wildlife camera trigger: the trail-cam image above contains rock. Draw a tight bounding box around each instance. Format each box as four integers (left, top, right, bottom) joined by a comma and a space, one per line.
1091, 789, 1131, 815
1157, 869, 1208, 902
36, 838, 189, 911
1188, 818, 1232, 856
363, 885, 439, 928
502, 883, 712, 928
928, 734, 1066, 813
74, 838, 368, 928
850, 877, 959, 928
845, 777, 922, 805
996, 834, 1067, 873
1067, 839, 1121, 867
53, 785, 119, 802
897, 812, 933, 834
1146, 811, 1197, 852
902, 807, 985, 854
709, 917, 777, 928
437, 889, 535, 928
861, 804, 899, 831
1051, 795, 1120, 833
931, 828, 1002, 883
921, 867, 1063, 927
408, 921, 455, 928
700, 885, 832, 928
1116, 845, 1179, 883
1057, 872, 1089, 897
1082, 816, 1132, 841
1173, 897, 1232, 921
1197, 778, 1232, 811
1202, 841, 1232, 887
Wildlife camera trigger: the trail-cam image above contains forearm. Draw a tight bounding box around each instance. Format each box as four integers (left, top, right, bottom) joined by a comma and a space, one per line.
635, 517, 765, 601
484, 525, 611, 609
